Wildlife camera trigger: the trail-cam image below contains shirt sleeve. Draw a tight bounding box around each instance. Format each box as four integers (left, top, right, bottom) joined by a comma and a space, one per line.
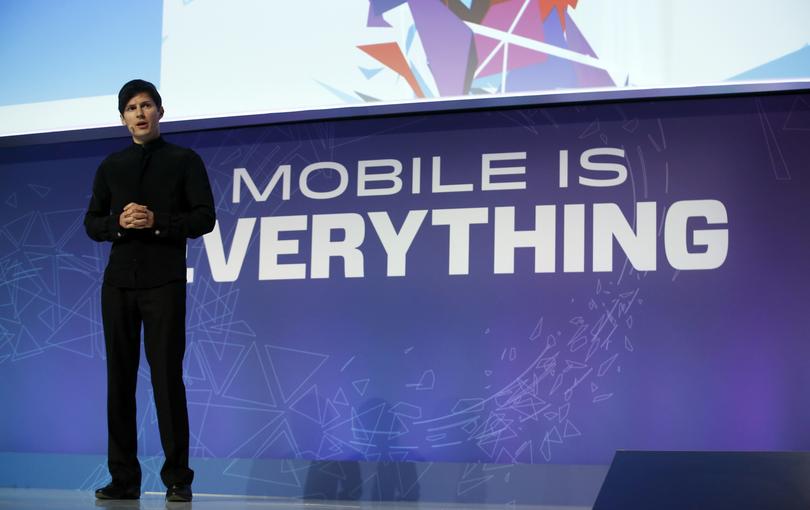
153, 151, 216, 240
84, 161, 125, 242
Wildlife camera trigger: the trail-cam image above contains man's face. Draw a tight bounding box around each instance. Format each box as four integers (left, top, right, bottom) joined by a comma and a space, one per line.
120, 92, 163, 144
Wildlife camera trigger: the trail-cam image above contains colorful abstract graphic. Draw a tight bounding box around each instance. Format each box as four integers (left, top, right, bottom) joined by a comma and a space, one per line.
352, 0, 612, 102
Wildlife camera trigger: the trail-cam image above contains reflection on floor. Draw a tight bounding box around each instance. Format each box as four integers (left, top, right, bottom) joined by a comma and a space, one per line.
0, 488, 591, 510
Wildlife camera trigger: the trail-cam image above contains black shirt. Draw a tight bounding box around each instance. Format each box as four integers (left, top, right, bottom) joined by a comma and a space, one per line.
84, 137, 216, 288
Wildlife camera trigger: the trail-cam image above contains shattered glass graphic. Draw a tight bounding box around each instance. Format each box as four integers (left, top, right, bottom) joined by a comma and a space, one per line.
350, 0, 612, 102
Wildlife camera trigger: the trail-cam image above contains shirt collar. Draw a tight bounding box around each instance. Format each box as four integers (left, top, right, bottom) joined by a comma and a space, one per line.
133, 136, 166, 154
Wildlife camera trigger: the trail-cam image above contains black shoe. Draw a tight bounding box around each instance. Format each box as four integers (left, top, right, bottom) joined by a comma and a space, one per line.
95, 482, 140, 500
166, 484, 192, 502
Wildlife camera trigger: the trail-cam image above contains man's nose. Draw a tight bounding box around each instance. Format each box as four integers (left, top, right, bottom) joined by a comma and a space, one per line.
136, 107, 145, 117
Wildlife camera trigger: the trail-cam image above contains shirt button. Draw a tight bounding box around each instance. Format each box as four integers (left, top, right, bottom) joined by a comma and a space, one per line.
155, 230, 161, 235
116, 232, 122, 238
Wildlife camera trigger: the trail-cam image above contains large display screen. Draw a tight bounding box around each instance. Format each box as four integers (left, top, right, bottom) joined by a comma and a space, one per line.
2, 0, 808, 137
1, 89, 809, 470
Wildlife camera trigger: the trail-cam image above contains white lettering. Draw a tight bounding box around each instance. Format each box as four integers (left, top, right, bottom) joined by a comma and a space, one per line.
300, 162, 348, 199
432, 156, 474, 193
233, 166, 291, 203
204, 218, 256, 282
259, 215, 308, 280
579, 148, 627, 188
593, 202, 656, 271
482, 152, 527, 191
311, 213, 365, 278
665, 199, 728, 270
358, 159, 403, 197
432, 208, 488, 275
563, 204, 585, 272
368, 210, 428, 277
493, 206, 555, 274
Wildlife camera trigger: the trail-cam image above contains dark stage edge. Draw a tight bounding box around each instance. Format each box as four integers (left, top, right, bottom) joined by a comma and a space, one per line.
0, 453, 607, 507
0, 488, 590, 510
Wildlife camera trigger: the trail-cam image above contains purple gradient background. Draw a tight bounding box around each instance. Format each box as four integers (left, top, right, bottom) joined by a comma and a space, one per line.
1, 92, 809, 466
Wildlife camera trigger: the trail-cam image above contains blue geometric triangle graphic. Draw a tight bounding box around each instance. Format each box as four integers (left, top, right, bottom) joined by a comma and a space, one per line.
198, 340, 245, 394
265, 345, 328, 403
289, 385, 321, 424
4, 212, 33, 247
352, 378, 370, 396
28, 184, 51, 198
222, 342, 277, 407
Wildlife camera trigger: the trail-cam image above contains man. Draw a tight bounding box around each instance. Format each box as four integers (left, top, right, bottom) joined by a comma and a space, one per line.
84, 79, 215, 502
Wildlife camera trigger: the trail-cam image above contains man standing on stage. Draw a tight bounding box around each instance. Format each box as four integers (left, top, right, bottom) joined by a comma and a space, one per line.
84, 79, 215, 502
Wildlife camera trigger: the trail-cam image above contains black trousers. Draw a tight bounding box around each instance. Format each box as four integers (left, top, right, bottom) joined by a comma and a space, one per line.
101, 281, 194, 488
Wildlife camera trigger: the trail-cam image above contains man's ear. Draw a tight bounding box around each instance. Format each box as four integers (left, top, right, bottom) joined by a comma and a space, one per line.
120, 114, 126, 125
159, 106, 164, 119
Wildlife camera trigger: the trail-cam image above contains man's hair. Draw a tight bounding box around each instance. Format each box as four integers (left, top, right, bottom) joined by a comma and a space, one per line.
117, 79, 162, 115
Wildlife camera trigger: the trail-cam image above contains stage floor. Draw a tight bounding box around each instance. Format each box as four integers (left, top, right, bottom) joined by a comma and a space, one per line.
0, 488, 590, 510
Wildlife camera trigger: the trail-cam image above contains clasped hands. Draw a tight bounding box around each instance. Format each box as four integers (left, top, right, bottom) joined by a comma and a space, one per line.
119, 202, 155, 229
